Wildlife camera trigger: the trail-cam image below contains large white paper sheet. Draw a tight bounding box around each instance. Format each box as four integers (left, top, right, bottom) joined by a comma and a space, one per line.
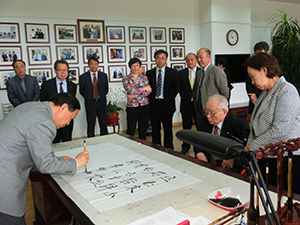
55, 143, 200, 212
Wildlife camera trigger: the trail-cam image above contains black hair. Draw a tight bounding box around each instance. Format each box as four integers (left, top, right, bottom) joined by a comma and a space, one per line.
253, 41, 269, 53
154, 49, 168, 58
12, 60, 25, 68
128, 57, 142, 68
54, 59, 69, 70
49, 93, 80, 112
217, 58, 228, 67
88, 56, 99, 64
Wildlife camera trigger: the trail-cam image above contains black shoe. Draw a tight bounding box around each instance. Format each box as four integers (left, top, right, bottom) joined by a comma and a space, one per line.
180, 149, 189, 154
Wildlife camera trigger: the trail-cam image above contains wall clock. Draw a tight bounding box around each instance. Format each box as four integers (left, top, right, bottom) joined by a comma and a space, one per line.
226, 29, 239, 46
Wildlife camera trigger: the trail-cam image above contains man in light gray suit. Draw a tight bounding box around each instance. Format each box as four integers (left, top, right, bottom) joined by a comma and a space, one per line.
193, 48, 229, 129
6, 60, 40, 107
0, 93, 90, 225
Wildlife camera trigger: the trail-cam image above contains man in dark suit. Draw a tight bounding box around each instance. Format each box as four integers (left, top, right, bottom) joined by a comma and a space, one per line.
79, 56, 108, 137
146, 49, 179, 149
178, 53, 200, 154
194, 94, 249, 172
6, 60, 40, 107
40, 59, 77, 143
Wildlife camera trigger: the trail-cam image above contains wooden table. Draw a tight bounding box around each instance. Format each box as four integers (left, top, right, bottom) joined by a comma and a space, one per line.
29, 134, 300, 225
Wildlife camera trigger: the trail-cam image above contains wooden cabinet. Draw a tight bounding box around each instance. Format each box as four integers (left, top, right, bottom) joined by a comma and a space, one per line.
29, 170, 71, 225
230, 106, 250, 123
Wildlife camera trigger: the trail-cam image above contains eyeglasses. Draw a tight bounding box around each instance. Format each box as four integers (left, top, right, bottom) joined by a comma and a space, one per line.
155, 57, 167, 61
205, 109, 223, 117
56, 69, 68, 72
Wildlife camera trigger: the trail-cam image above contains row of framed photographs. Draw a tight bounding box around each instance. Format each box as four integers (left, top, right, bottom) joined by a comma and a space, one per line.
0, 62, 186, 90
0, 45, 186, 66
0, 21, 185, 44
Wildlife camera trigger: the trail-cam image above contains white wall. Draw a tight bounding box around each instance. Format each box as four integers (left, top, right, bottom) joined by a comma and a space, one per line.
1, 0, 300, 138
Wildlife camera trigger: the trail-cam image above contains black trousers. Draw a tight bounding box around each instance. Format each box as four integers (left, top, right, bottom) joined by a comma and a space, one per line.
126, 104, 149, 140
53, 120, 73, 143
258, 156, 300, 195
86, 101, 108, 137
181, 101, 196, 152
150, 99, 174, 149
0, 212, 26, 225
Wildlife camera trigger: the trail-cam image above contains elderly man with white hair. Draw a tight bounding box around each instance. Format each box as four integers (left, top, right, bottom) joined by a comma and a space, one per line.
194, 94, 250, 172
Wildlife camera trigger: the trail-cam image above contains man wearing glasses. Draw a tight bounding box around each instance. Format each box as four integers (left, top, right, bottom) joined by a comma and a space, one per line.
40, 59, 77, 143
194, 94, 249, 172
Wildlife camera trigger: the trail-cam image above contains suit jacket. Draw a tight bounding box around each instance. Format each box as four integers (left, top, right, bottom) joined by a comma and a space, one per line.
200, 112, 250, 146
146, 67, 179, 115
40, 77, 77, 101
0, 102, 77, 217
193, 64, 229, 111
6, 74, 40, 107
248, 76, 300, 153
79, 71, 108, 114
178, 67, 200, 114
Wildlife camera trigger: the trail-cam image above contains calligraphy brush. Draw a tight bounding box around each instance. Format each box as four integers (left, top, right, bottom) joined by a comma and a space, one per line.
84, 140, 91, 174
208, 206, 244, 225
219, 207, 248, 225
287, 150, 293, 222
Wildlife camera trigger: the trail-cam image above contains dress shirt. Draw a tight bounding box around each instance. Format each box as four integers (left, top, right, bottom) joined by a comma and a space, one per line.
55, 77, 67, 93
211, 120, 224, 136
90, 71, 98, 83
156, 66, 165, 99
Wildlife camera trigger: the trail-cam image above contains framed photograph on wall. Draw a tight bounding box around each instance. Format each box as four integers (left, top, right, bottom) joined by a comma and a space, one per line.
0, 70, 16, 90
107, 46, 126, 63
129, 46, 147, 62
29, 68, 52, 87
84, 66, 104, 73
129, 26, 146, 43
0, 46, 22, 66
170, 45, 185, 61
68, 67, 79, 84
0, 23, 20, 43
108, 65, 127, 82
169, 28, 185, 44
25, 23, 49, 43
150, 46, 167, 61
171, 63, 185, 71
77, 19, 105, 43
56, 46, 78, 64
54, 24, 77, 43
27, 46, 51, 65
106, 26, 125, 43
140, 64, 147, 75
150, 27, 166, 43
82, 46, 103, 64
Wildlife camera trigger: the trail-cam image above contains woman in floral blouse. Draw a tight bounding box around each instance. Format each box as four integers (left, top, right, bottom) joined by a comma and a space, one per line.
122, 58, 152, 140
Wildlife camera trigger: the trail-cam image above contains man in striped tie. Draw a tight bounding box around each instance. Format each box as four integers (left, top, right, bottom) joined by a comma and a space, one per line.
146, 50, 179, 149
194, 94, 249, 172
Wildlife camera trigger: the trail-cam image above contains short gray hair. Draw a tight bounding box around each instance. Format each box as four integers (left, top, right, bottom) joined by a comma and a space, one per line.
207, 94, 228, 111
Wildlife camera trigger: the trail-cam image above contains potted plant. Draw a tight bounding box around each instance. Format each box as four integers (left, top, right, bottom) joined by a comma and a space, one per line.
106, 85, 127, 122
106, 101, 124, 122
269, 10, 300, 91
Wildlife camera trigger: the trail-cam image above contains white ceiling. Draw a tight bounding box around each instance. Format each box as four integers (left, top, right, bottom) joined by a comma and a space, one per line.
267, 0, 300, 4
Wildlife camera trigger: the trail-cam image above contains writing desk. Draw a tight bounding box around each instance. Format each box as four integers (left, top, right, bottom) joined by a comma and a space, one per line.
30, 134, 297, 225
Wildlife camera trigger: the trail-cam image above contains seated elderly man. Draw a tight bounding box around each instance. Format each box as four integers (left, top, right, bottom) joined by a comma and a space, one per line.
194, 94, 250, 172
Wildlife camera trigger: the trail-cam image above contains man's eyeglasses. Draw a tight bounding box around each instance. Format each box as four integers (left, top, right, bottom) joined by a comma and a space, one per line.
56, 69, 68, 72
205, 109, 223, 117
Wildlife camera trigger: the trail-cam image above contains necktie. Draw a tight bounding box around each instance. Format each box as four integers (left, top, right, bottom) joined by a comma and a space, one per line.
214, 126, 219, 136
93, 73, 98, 99
21, 77, 26, 94
190, 70, 194, 101
156, 69, 162, 98
189, 70, 194, 90
59, 82, 64, 93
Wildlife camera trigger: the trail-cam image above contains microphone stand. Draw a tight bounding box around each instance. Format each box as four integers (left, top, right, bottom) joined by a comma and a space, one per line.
239, 150, 281, 225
